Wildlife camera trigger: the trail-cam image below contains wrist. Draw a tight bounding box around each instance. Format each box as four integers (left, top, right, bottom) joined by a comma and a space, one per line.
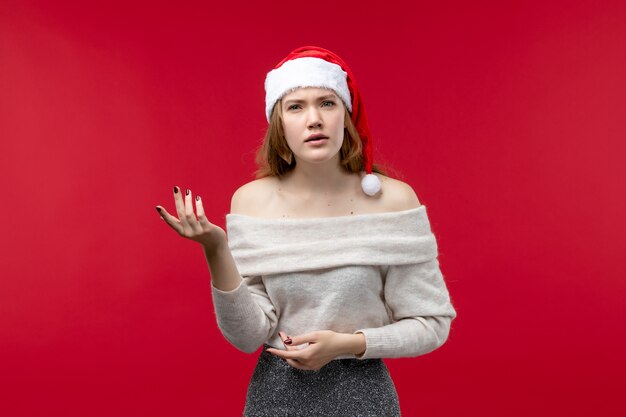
337, 332, 366, 357
353, 332, 366, 357
202, 238, 228, 259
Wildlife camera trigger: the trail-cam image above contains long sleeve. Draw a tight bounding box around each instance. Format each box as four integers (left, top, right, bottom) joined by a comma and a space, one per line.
353, 259, 456, 360
223, 205, 457, 359
211, 275, 278, 353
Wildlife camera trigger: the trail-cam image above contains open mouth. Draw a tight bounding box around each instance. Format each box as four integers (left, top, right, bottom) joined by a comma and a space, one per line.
306, 135, 329, 143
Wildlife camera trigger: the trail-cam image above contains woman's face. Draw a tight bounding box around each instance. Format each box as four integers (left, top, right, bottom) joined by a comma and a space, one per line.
280, 87, 345, 167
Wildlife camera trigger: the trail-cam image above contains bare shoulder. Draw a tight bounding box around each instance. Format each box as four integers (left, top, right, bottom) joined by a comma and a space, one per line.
230, 177, 277, 215
377, 174, 422, 212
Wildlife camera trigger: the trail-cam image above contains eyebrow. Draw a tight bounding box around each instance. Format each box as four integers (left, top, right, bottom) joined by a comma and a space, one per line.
283, 94, 338, 105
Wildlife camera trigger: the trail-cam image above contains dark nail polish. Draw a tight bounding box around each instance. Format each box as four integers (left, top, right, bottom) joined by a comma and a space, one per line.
186, 188, 190, 196
155, 206, 162, 213
284, 338, 292, 345
173, 186, 179, 194
196, 195, 200, 201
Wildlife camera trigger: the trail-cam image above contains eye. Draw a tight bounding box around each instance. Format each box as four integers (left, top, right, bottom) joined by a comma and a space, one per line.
287, 104, 301, 110
322, 100, 335, 107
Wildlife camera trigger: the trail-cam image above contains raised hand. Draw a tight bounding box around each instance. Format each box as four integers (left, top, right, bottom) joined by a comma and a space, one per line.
156, 186, 226, 252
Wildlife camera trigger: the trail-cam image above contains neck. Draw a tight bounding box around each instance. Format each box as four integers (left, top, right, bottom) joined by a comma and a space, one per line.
284, 156, 355, 195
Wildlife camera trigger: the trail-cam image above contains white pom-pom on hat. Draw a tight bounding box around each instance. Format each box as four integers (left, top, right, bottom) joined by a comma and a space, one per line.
361, 173, 381, 196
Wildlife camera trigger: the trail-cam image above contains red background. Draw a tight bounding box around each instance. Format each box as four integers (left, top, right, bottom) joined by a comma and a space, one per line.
1, 1, 625, 416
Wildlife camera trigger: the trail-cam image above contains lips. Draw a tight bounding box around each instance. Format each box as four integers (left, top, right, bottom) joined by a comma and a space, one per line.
305, 134, 329, 142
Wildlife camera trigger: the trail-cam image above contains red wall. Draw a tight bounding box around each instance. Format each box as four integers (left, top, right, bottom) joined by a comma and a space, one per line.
1, 1, 625, 416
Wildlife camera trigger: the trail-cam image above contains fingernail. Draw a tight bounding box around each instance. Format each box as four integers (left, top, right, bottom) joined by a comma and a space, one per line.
196, 195, 200, 201
284, 337, 292, 345
155, 206, 162, 213
186, 188, 190, 196
173, 186, 179, 194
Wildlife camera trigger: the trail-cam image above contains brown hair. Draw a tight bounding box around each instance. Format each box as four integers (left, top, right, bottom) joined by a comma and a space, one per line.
255, 101, 386, 178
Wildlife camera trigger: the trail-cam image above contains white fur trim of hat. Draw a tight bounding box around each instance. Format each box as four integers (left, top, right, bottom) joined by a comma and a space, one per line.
264, 57, 352, 122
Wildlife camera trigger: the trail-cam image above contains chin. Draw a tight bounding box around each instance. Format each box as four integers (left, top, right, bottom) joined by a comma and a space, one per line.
302, 153, 341, 164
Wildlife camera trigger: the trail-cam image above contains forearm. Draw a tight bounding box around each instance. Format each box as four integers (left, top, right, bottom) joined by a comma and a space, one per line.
203, 241, 242, 291
211, 283, 272, 353
354, 316, 452, 360
206, 242, 276, 353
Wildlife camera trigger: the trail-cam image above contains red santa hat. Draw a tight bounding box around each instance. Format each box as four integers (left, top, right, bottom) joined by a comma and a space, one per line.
264, 46, 381, 196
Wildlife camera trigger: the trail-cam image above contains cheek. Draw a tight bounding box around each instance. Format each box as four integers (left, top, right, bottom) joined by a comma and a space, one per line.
281, 120, 294, 137
282, 125, 298, 148
334, 115, 346, 135
282, 116, 299, 131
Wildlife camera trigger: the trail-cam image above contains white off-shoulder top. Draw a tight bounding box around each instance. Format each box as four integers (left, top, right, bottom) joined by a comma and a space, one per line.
210, 205, 456, 360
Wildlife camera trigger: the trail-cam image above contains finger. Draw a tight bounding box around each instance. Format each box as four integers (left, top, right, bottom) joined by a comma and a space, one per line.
173, 186, 189, 227
266, 348, 306, 361
195, 195, 212, 229
284, 332, 316, 347
183, 188, 202, 233
279, 331, 296, 351
155, 206, 184, 234
184, 188, 194, 217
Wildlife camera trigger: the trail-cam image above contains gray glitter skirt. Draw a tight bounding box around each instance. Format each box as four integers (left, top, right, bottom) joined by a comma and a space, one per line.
243, 344, 401, 417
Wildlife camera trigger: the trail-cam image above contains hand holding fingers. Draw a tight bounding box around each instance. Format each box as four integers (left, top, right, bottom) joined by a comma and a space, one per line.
267, 331, 341, 371
266, 347, 324, 371
266, 347, 314, 370
277, 333, 309, 371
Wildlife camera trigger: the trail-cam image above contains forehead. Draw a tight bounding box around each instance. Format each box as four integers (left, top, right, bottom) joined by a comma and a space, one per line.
282, 87, 339, 101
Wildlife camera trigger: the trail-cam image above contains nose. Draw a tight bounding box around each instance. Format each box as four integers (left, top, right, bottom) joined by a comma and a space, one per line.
306, 107, 322, 129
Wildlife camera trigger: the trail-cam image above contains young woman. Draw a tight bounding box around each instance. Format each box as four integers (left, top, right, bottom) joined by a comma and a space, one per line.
156, 46, 456, 416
